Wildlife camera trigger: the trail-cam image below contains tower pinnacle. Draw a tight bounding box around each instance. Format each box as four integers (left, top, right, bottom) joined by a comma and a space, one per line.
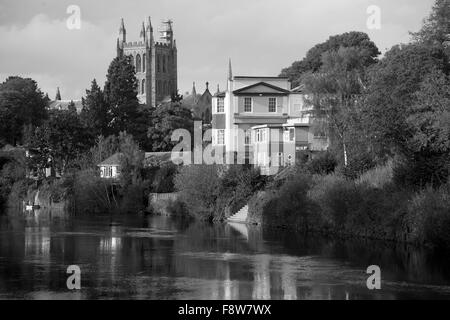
55, 87, 61, 101
228, 58, 233, 81
119, 18, 126, 43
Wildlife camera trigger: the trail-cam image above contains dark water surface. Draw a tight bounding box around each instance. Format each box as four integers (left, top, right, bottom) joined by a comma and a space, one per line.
1, 211, 450, 300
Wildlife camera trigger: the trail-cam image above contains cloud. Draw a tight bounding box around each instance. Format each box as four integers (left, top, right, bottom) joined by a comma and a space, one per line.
0, 0, 436, 99
0, 13, 114, 99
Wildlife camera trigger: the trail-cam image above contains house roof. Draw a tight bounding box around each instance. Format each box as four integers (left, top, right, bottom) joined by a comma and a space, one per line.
213, 91, 226, 98
291, 84, 306, 93
48, 100, 83, 113
144, 151, 193, 166
233, 82, 291, 95
234, 76, 289, 80
97, 153, 124, 166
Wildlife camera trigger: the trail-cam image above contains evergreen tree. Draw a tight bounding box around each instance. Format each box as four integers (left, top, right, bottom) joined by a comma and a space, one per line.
80, 79, 109, 137
103, 55, 142, 137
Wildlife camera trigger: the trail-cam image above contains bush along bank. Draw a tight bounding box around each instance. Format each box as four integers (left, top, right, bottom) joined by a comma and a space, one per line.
247, 163, 450, 250
170, 158, 450, 250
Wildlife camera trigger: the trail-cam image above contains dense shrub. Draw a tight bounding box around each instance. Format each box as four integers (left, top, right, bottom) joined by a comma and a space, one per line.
393, 153, 449, 189
406, 183, 450, 248
72, 169, 117, 214
174, 164, 221, 220
151, 163, 178, 193
307, 152, 337, 175
356, 160, 394, 189
269, 174, 315, 230
339, 151, 377, 179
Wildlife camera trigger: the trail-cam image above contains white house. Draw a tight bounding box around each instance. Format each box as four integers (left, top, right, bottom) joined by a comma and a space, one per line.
211, 60, 329, 174
98, 153, 123, 179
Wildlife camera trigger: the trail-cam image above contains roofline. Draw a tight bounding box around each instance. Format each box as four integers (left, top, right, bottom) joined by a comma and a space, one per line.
233, 81, 291, 95
251, 124, 284, 129
234, 76, 289, 80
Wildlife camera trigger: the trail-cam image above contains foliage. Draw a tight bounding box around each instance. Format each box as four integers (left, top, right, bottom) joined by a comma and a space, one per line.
0, 76, 48, 145
147, 101, 194, 152
303, 46, 377, 167
174, 164, 221, 220
151, 163, 178, 193
407, 70, 450, 155
80, 79, 109, 137
26, 109, 94, 176
363, 43, 449, 157
411, 0, 450, 47
356, 160, 394, 189
103, 55, 142, 137
406, 183, 450, 249
307, 152, 337, 175
0, 152, 26, 209
117, 132, 144, 189
280, 31, 380, 86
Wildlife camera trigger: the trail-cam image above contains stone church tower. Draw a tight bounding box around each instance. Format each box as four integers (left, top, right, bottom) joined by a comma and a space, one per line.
116, 17, 178, 107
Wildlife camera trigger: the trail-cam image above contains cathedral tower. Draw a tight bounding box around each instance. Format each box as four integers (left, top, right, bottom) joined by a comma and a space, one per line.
116, 17, 177, 107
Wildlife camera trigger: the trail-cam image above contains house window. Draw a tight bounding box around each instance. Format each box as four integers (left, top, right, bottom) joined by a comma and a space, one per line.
217, 129, 225, 145
285, 128, 295, 142
256, 130, 260, 142
217, 98, 224, 113
269, 97, 277, 113
244, 130, 251, 145
244, 97, 252, 113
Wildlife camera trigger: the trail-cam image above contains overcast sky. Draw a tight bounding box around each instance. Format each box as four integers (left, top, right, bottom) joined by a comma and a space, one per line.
0, 0, 435, 100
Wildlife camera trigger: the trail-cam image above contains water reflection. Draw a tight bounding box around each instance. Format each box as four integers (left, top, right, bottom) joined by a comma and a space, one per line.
1, 212, 450, 300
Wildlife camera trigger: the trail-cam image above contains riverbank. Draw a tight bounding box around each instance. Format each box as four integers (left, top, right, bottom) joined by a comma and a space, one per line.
172, 162, 450, 250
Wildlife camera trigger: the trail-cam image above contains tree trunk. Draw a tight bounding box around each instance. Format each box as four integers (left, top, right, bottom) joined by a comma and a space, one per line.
343, 142, 348, 167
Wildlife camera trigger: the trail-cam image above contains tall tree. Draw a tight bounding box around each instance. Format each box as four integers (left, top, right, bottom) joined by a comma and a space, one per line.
147, 100, 194, 152
363, 43, 449, 157
0, 77, 48, 145
303, 46, 377, 167
103, 55, 141, 136
280, 32, 380, 87
27, 110, 94, 177
80, 79, 109, 137
412, 0, 450, 49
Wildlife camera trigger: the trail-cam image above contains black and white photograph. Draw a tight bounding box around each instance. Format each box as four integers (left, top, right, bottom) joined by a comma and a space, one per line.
0, 0, 449, 306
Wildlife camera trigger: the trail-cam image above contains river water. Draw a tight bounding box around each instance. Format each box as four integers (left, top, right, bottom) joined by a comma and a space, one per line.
1, 211, 450, 300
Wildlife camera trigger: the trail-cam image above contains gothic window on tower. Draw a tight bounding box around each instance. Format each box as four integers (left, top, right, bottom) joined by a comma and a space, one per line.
136, 54, 141, 73
163, 56, 166, 73
157, 55, 161, 72
142, 53, 146, 71
142, 79, 145, 94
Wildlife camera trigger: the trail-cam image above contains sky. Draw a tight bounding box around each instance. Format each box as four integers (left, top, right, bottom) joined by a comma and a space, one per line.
0, 0, 436, 100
